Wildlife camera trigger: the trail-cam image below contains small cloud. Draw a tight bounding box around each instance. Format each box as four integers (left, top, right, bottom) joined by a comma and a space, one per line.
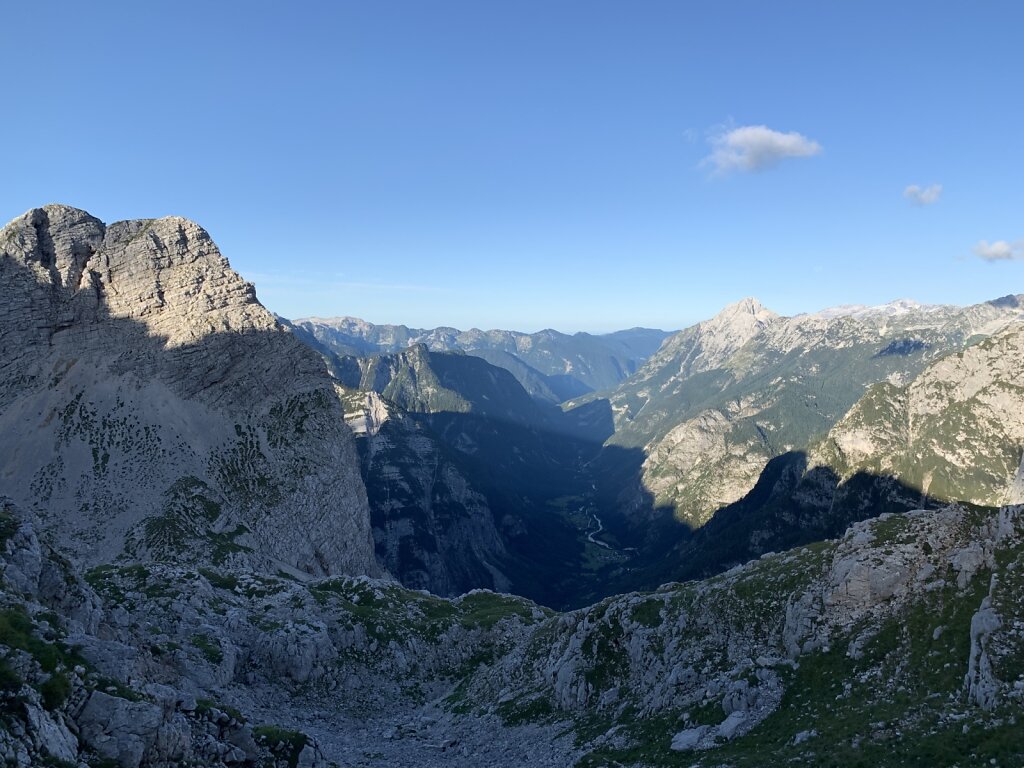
903, 184, 942, 205
703, 124, 822, 174
973, 239, 1024, 262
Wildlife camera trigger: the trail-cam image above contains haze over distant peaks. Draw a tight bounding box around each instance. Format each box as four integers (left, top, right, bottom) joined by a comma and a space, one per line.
290, 314, 673, 403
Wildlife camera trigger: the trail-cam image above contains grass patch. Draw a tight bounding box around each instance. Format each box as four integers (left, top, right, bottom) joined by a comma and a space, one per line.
199, 567, 239, 591
190, 633, 224, 665
196, 697, 246, 723
254, 725, 308, 768
497, 693, 557, 726
0, 606, 66, 673
456, 591, 535, 629
630, 599, 663, 628
92, 675, 143, 702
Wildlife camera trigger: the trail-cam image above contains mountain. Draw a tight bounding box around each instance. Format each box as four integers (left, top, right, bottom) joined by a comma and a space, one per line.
348, 343, 556, 430
623, 310, 1024, 591
0, 205, 379, 577
292, 316, 672, 403
596, 295, 1024, 529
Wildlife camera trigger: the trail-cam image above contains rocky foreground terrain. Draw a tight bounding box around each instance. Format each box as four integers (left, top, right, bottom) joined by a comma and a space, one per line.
2, 205, 1022, 767
2, 495, 1022, 767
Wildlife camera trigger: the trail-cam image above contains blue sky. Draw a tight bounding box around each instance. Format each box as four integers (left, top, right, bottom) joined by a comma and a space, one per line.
2, 1, 1022, 332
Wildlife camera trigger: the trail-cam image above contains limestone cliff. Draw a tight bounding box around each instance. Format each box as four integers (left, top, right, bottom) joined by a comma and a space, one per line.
341, 389, 512, 596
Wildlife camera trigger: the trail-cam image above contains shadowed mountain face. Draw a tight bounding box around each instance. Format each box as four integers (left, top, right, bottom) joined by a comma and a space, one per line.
332, 343, 649, 606
291, 316, 672, 403
0, 205, 380, 577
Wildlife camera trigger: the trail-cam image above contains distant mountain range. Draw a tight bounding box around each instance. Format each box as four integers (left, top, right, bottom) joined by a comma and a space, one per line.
290, 316, 672, 402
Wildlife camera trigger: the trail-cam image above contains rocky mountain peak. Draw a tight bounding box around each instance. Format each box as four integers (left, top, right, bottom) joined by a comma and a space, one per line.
989, 294, 1023, 309
705, 296, 778, 331
651, 297, 779, 378
2, 204, 273, 351
726, 295, 768, 314
0, 204, 379, 577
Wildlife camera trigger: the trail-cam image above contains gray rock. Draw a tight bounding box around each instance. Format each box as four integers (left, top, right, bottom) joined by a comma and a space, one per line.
716, 710, 748, 740
670, 725, 709, 751
24, 702, 78, 764
77, 691, 163, 768
965, 589, 1002, 710
793, 728, 817, 744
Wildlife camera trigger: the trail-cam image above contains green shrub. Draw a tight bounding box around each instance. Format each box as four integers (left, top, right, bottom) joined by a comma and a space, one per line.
198, 568, 239, 591
0, 509, 18, 545
39, 671, 71, 710
191, 633, 224, 664
0, 657, 22, 692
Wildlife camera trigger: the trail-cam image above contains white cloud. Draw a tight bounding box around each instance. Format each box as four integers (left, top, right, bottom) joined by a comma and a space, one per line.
704, 125, 822, 173
973, 240, 1024, 262
903, 183, 942, 205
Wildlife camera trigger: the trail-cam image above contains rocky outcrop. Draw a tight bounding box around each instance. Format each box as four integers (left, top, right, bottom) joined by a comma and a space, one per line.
0, 205, 379, 577
475, 503, 1024, 763
4, 487, 1024, 766
0, 501, 332, 768
819, 322, 1024, 506
964, 584, 1002, 710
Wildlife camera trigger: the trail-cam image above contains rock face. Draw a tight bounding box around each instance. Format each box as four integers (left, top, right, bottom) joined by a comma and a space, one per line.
0, 205, 379, 577
341, 390, 512, 596
819, 322, 1024, 507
